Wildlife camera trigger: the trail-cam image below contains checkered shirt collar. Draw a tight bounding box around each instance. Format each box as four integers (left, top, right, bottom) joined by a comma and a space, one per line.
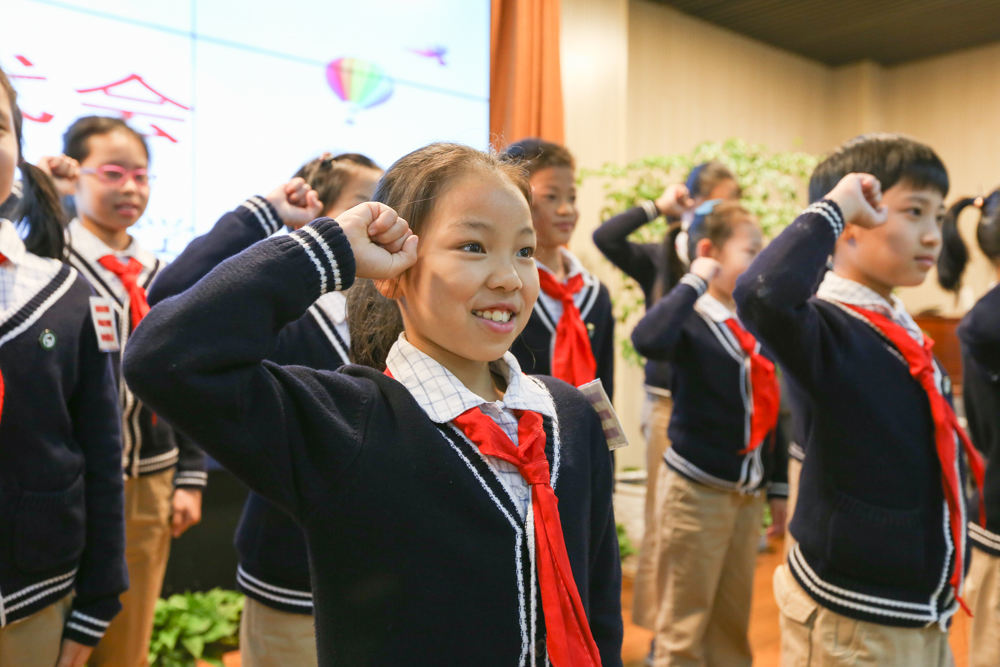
385, 333, 556, 424
817, 270, 923, 341
0, 219, 27, 265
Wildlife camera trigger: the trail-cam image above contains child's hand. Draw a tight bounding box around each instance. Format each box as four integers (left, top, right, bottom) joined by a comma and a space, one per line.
337, 202, 418, 280
767, 498, 787, 539
826, 173, 887, 229
36, 154, 79, 198
690, 256, 721, 283
655, 183, 695, 218
266, 177, 323, 230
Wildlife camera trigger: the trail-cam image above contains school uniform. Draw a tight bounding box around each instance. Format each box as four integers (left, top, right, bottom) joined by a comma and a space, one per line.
67, 219, 207, 666
592, 204, 676, 629
0, 220, 126, 662
957, 282, 1000, 667
147, 197, 352, 667
512, 247, 616, 400
632, 275, 786, 666
122, 217, 624, 666
735, 201, 982, 666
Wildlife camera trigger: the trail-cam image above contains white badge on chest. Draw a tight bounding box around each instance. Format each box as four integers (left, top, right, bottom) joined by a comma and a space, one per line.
89, 296, 120, 352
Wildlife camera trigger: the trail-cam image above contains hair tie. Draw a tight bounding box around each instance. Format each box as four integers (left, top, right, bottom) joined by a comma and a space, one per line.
685, 163, 708, 195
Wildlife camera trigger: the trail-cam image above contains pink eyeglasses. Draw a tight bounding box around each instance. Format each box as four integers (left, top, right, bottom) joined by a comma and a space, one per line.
81, 164, 153, 186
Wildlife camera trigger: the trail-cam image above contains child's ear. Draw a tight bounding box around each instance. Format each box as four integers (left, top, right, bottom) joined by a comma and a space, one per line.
695, 238, 716, 260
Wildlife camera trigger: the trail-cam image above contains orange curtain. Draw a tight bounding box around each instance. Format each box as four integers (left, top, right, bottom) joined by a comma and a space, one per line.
490, 0, 565, 148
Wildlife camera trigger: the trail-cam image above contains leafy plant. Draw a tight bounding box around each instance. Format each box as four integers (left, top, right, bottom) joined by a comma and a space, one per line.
617, 522, 636, 561
580, 138, 818, 365
148, 588, 244, 667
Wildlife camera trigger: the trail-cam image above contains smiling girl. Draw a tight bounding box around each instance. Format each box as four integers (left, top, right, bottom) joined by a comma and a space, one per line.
123, 142, 623, 666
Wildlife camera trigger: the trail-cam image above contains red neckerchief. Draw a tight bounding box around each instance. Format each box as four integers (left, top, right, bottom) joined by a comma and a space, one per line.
724, 318, 780, 453
843, 303, 986, 614
98, 255, 149, 330
537, 269, 596, 387
384, 366, 601, 665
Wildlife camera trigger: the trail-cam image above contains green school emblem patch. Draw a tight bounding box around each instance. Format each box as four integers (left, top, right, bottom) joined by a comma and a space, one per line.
39, 329, 57, 350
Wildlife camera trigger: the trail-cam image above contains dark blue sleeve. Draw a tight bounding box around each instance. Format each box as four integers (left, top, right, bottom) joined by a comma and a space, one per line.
631, 275, 705, 361
734, 201, 845, 394
64, 284, 127, 645
592, 205, 660, 292
594, 283, 616, 402
123, 218, 375, 520
147, 196, 283, 305
958, 282, 1000, 376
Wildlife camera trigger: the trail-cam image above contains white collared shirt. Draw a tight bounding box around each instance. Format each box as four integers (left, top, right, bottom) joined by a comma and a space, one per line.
0, 218, 62, 316
816, 271, 923, 343
311, 291, 351, 348
385, 334, 556, 519
535, 246, 598, 323
68, 218, 158, 302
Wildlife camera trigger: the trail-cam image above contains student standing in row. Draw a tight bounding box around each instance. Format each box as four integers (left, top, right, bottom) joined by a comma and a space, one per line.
938, 189, 1000, 667
123, 143, 623, 665
147, 152, 382, 667
505, 139, 616, 400
737, 134, 984, 666
0, 68, 126, 667
49, 116, 207, 667
632, 200, 786, 666
592, 163, 740, 634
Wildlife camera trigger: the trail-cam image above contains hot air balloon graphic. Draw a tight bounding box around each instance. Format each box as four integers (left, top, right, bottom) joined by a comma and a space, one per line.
325, 57, 394, 124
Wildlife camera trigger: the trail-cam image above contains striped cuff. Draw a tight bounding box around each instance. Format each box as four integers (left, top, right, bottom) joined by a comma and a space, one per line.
288, 218, 356, 297
174, 469, 208, 489
679, 272, 708, 296
640, 200, 660, 222
63, 609, 113, 646
240, 196, 284, 237
804, 199, 844, 238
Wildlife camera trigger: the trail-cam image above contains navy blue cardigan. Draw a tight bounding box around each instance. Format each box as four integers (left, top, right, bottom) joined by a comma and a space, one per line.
124, 218, 623, 666
592, 204, 675, 391
959, 282, 1000, 557
147, 197, 349, 614
511, 273, 616, 401
68, 247, 205, 489
631, 275, 787, 497
0, 262, 126, 645
735, 201, 970, 628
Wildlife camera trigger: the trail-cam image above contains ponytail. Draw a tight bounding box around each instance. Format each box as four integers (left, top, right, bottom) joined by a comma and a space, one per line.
0, 67, 68, 259
346, 279, 404, 370
937, 197, 976, 292
653, 225, 685, 301
17, 160, 67, 259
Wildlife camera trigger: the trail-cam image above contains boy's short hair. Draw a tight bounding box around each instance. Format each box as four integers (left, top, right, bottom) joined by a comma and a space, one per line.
808, 133, 948, 203
502, 138, 575, 175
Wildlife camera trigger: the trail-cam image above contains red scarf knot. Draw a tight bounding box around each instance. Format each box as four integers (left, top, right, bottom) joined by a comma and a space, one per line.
537, 269, 597, 388
98, 255, 150, 330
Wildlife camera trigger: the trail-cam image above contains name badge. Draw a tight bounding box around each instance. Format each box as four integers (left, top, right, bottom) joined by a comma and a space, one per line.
89, 297, 120, 352
577, 379, 629, 451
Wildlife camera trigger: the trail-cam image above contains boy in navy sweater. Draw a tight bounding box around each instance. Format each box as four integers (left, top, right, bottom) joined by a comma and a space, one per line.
735, 134, 984, 666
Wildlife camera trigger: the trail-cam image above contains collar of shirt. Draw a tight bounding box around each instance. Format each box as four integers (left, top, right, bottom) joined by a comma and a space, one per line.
817, 270, 923, 342
535, 246, 592, 285
314, 291, 347, 324
68, 218, 157, 270
385, 333, 556, 424
695, 291, 738, 323
0, 218, 27, 265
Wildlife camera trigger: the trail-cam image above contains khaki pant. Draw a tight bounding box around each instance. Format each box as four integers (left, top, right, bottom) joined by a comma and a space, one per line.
652, 469, 763, 667
91, 468, 174, 667
773, 563, 953, 666
784, 457, 802, 560
632, 393, 674, 630
0, 594, 72, 667
966, 546, 1000, 667
240, 597, 318, 667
